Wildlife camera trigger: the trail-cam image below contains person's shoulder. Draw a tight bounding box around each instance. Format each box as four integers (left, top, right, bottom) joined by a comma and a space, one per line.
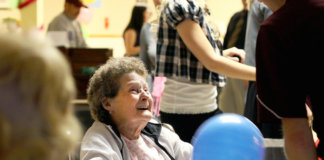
233, 10, 243, 17
260, 7, 285, 29
82, 121, 113, 140
303, 0, 324, 32
48, 13, 69, 30
142, 23, 152, 29
49, 13, 66, 23
228, 10, 245, 22
80, 121, 122, 160
307, 0, 324, 15
160, 123, 178, 137
140, 23, 151, 33
250, 1, 272, 18
168, 0, 199, 10
262, 2, 305, 29
164, 0, 202, 27
124, 28, 137, 35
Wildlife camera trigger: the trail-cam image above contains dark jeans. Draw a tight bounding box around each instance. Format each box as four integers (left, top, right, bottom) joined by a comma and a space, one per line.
160, 109, 222, 143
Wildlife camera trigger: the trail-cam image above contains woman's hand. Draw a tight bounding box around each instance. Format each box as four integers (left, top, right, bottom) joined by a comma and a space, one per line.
223, 47, 245, 63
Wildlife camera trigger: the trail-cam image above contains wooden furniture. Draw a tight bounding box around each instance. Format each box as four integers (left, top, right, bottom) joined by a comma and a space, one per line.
57, 47, 113, 99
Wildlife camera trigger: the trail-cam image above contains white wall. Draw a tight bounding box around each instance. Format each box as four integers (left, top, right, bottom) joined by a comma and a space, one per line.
208, 0, 244, 38
79, 0, 243, 37
83, 0, 244, 57
1, 0, 244, 57
44, 0, 65, 32
0, 9, 20, 32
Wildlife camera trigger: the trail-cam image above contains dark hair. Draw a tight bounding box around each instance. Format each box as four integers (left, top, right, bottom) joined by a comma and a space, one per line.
65, 0, 86, 7
124, 6, 147, 35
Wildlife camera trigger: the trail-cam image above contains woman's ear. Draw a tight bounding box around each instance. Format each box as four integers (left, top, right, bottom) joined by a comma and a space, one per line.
101, 97, 111, 111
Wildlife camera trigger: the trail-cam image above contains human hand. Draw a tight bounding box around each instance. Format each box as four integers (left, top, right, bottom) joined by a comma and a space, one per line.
223, 47, 245, 63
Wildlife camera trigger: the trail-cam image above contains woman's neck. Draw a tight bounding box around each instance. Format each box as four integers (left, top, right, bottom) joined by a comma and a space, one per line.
264, 0, 286, 12
118, 123, 146, 140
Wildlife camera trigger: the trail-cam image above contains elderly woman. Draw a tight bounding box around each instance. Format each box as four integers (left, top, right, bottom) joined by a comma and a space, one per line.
0, 32, 81, 160
80, 57, 192, 160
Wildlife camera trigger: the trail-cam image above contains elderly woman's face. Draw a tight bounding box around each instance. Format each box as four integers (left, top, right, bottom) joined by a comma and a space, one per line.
105, 71, 153, 128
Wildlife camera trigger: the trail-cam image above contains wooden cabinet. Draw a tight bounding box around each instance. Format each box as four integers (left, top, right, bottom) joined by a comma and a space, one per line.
57, 47, 113, 99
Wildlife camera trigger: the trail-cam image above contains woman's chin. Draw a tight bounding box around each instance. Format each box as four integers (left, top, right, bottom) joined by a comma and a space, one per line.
142, 110, 153, 119
137, 109, 152, 117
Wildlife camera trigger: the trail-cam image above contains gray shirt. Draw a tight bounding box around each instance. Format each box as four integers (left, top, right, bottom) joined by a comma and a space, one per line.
139, 22, 157, 92
244, 1, 272, 66
140, 23, 156, 74
48, 13, 87, 48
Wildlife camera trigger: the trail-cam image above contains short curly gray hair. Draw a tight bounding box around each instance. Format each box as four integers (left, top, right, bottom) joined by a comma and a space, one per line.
87, 57, 148, 124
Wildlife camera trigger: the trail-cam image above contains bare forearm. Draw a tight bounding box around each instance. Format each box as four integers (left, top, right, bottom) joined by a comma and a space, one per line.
207, 56, 256, 81
125, 46, 140, 56
177, 20, 256, 81
282, 118, 317, 160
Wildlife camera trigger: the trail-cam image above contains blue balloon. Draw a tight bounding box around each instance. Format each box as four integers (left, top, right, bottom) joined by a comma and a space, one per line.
192, 113, 265, 160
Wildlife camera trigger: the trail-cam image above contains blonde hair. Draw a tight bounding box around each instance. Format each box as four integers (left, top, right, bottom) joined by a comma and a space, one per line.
0, 32, 81, 160
87, 57, 147, 124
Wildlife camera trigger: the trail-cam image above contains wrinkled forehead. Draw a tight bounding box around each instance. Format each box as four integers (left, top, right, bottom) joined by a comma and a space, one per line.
119, 72, 148, 86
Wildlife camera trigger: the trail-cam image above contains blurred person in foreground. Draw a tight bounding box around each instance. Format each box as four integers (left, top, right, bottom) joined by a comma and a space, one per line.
256, 0, 324, 159
0, 31, 82, 160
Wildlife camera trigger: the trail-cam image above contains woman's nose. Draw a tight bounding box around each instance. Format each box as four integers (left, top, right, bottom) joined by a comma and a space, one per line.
141, 96, 147, 102
140, 90, 149, 101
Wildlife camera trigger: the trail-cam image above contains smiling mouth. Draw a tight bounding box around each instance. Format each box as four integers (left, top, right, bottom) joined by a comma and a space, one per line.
136, 107, 149, 110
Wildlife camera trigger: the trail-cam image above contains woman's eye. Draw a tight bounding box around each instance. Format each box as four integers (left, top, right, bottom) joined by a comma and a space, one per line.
130, 88, 138, 92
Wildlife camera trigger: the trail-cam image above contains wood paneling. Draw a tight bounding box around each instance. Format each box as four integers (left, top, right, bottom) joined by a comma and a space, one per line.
58, 47, 113, 99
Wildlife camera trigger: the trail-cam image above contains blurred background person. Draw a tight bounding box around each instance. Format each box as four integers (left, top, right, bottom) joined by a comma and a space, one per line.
123, 4, 150, 57
243, 1, 286, 159
80, 57, 192, 159
243, 0, 281, 139
47, 0, 88, 48
244, 0, 272, 125
139, 0, 164, 118
0, 31, 82, 160
218, 0, 251, 115
139, 0, 161, 93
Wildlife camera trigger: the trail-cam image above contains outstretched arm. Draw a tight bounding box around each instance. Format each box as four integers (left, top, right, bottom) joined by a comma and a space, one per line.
176, 20, 255, 81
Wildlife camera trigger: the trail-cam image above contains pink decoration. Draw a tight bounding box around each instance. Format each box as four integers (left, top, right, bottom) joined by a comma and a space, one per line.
18, 0, 36, 9
151, 77, 167, 116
